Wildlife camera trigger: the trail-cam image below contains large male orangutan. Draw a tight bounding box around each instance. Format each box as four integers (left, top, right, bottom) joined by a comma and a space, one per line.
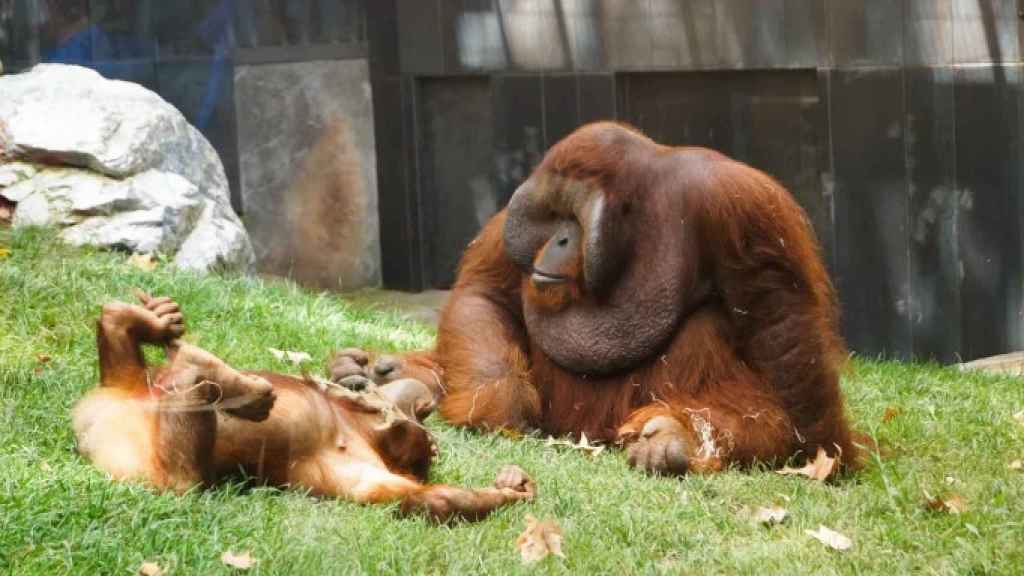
72, 293, 534, 521
393, 122, 858, 475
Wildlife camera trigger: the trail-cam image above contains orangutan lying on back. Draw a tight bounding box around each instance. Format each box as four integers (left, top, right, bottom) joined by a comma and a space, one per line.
71, 292, 534, 522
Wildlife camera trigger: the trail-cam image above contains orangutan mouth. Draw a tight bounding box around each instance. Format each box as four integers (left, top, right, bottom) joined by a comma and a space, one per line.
531, 270, 568, 286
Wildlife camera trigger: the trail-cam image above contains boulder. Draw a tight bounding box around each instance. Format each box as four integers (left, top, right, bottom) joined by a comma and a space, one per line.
0, 64, 253, 272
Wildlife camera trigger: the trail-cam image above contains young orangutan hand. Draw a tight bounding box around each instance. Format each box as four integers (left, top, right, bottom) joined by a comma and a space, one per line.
494, 464, 537, 500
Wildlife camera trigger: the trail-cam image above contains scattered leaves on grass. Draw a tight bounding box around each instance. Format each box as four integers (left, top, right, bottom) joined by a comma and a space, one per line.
220, 550, 256, 570
33, 353, 52, 374
515, 515, 565, 564
138, 561, 163, 576
545, 432, 605, 457
127, 253, 158, 272
776, 446, 836, 482
882, 406, 902, 423
924, 490, 966, 515
1009, 460, 1023, 471
805, 525, 852, 551
748, 505, 788, 526
268, 347, 312, 366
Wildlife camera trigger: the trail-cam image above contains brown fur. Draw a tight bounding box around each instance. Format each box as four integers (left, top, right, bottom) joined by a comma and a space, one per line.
432, 122, 858, 472
72, 296, 534, 522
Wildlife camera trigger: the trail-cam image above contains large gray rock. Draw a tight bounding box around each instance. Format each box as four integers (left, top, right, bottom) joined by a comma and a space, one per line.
0, 64, 253, 272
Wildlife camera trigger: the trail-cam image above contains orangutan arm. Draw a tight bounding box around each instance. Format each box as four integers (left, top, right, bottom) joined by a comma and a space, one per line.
436, 213, 540, 432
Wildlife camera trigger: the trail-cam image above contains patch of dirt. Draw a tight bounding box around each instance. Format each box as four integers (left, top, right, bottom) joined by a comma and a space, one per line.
344, 288, 450, 327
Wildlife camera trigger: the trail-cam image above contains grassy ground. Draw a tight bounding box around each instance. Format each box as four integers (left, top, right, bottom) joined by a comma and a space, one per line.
1, 227, 1022, 575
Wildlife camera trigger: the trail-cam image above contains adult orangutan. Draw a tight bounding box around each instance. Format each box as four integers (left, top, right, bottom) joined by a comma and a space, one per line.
72, 293, 535, 522
419, 121, 857, 475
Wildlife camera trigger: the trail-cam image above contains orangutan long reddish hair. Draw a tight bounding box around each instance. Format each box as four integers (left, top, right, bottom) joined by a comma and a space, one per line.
422, 121, 857, 474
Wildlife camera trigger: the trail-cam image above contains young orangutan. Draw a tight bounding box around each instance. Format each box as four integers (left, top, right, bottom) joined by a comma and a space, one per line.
71, 292, 534, 522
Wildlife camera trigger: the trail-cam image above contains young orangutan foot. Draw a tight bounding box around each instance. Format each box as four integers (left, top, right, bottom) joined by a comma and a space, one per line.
377, 378, 437, 421
371, 354, 404, 384
132, 291, 186, 343
619, 416, 691, 476
328, 348, 373, 391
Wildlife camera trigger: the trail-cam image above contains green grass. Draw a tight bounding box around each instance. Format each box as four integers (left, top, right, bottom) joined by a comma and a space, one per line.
1, 227, 1022, 575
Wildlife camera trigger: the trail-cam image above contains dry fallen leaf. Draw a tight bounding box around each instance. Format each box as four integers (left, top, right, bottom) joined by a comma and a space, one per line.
805, 525, 852, 551
268, 347, 312, 366
545, 432, 605, 457
882, 406, 902, 423
35, 353, 51, 364
0, 245, 9, 259
1014, 410, 1024, 426
924, 490, 966, 515
221, 550, 255, 570
776, 446, 837, 482
1009, 460, 1023, 471
138, 561, 163, 576
515, 515, 565, 564
750, 505, 788, 526
127, 253, 158, 272
575, 432, 605, 456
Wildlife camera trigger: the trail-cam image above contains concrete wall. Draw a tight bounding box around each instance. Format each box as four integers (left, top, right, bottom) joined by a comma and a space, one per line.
235, 58, 381, 291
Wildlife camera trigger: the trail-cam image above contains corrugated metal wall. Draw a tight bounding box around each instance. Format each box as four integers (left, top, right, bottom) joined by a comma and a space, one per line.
370, 0, 1024, 363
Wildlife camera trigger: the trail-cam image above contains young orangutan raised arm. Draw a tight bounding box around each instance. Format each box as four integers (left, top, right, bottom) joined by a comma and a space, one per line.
72, 293, 535, 522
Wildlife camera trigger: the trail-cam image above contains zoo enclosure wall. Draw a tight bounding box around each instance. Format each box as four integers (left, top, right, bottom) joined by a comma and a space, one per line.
2, 0, 1023, 364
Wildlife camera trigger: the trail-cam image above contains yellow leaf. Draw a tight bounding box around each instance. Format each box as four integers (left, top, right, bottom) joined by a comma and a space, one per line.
1014, 410, 1024, 426
138, 561, 163, 576
515, 515, 565, 564
0, 246, 9, 259
220, 550, 255, 570
497, 427, 523, 440
882, 406, 902, 423
1009, 460, 1023, 471
924, 490, 966, 515
805, 525, 852, 551
776, 446, 837, 482
127, 253, 158, 272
